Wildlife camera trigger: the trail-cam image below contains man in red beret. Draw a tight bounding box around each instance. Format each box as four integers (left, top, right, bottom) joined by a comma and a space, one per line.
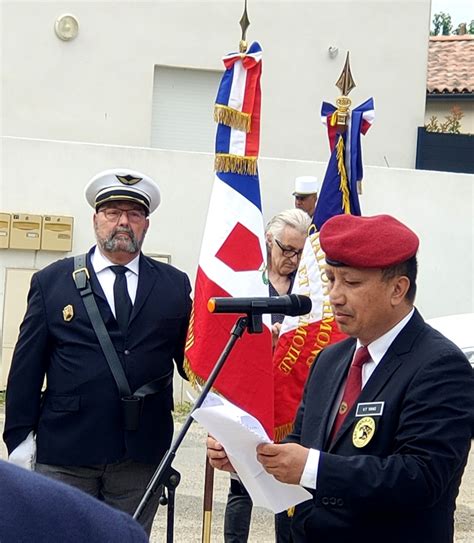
208, 214, 474, 543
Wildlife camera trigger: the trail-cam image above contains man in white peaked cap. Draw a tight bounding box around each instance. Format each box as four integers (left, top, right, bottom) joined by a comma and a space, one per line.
4, 168, 192, 536
293, 176, 320, 219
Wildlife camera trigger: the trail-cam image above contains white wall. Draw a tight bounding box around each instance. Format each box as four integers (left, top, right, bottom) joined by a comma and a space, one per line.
1, 135, 473, 334
2, 0, 431, 168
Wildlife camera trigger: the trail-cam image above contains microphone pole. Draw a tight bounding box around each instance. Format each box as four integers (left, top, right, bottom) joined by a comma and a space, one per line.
133, 314, 261, 540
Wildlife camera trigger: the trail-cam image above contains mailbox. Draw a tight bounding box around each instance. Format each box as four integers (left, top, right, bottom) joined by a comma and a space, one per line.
0, 213, 11, 248
41, 215, 74, 252
9, 213, 42, 250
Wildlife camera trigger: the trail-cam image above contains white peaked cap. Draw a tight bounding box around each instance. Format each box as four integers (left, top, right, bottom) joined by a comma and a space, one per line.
293, 176, 320, 196
85, 168, 161, 214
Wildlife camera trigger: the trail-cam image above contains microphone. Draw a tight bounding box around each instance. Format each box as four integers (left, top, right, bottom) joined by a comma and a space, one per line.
207, 294, 312, 316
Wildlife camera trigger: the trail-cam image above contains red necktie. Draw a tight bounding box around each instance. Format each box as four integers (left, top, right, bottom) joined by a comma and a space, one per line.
330, 346, 371, 443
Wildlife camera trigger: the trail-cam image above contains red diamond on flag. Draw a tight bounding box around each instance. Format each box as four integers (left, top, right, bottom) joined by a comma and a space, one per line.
215, 222, 264, 272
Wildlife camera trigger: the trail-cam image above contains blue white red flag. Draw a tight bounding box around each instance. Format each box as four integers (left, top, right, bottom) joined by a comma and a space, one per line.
185, 42, 274, 437
272, 98, 375, 440
315, 98, 375, 229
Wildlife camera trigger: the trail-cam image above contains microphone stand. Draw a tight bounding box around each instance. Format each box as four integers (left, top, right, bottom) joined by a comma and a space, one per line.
133, 314, 263, 542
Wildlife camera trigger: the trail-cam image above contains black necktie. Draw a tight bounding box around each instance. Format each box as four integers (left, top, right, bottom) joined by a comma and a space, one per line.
110, 265, 132, 336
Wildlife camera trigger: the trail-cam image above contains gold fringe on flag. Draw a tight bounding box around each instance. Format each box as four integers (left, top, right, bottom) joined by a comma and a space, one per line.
183, 357, 224, 398
335, 136, 351, 214
184, 306, 195, 351
215, 154, 258, 175
183, 356, 207, 389
214, 104, 251, 133
274, 422, 294, 443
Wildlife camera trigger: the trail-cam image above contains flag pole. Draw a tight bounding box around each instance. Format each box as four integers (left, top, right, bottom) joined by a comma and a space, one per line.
201, 456, 214, 543
200, 4, 252, 542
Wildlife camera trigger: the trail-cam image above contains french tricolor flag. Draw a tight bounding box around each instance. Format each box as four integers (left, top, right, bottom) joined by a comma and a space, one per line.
185, 42, 274, 437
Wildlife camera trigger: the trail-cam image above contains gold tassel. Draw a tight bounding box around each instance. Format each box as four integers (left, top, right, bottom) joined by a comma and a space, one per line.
215, 154, 258, 175
336, 136, 351, 213
287, 506, 295, 517
274, 422, 294, 443
214, 105, 251, 133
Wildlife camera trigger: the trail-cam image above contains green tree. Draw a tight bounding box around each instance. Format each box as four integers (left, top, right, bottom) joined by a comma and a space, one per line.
431, 12, 453, 35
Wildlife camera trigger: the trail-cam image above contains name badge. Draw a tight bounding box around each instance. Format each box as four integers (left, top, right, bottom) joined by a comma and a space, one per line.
356, 401, 384, 417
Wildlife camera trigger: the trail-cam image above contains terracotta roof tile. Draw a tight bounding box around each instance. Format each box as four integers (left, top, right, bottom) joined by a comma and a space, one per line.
427, 35, 474, 94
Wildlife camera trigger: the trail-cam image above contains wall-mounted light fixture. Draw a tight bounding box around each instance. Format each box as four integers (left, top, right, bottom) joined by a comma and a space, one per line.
54, 14, 79, 41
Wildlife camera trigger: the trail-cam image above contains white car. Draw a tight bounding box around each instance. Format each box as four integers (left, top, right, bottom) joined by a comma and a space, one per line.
427, 313, 474, 369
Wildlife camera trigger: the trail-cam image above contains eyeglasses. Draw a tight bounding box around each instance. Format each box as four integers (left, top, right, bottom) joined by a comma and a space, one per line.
100, 208, 147, 222
274, 238, 303, 258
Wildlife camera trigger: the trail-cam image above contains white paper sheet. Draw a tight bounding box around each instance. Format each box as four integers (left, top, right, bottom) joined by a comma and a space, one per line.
192, 392, 312, 513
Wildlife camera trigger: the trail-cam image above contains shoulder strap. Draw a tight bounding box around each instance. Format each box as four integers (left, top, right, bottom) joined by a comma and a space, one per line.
133, 370, 174, 398
73, 254, 131, 397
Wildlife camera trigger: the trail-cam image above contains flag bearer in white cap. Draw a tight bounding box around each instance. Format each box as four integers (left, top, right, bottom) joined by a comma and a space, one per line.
4, 168, 191, 536
293, 176, 321, 219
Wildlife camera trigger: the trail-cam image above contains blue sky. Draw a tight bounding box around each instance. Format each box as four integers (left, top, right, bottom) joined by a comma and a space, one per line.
430, 0, 473, 26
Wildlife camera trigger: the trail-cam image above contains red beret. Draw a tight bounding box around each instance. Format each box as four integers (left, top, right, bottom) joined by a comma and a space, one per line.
320, 214, 419, 268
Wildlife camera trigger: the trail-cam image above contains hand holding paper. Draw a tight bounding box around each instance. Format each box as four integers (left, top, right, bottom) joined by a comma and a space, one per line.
256, 442, 310, 485
193, 392, 312, 513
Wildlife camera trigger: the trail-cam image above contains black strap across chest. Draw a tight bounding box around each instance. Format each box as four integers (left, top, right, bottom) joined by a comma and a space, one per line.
72, 254, 172, 399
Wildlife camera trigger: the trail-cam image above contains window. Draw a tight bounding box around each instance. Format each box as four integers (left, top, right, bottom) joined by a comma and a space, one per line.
151, 66, 222, 152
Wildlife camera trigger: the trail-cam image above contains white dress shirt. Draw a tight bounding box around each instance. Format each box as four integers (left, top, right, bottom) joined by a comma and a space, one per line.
91, 247, 139, 315
299, 308, 415, 489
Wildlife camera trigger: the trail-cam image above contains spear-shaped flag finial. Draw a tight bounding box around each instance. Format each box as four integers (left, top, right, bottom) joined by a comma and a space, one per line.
239, 0, 250, 52
336, 52, 356, 96
333, 52, 356, 131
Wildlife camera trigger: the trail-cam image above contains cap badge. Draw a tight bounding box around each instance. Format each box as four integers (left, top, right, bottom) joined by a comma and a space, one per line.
116, 174, 142, 186
62, 304, 74, 322
352, 416, 376, 448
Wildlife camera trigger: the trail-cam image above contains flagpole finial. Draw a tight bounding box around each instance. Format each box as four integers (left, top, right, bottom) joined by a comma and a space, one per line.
336, 52, 356, 96
333, 52, 356, 131
239, 0, 250, 53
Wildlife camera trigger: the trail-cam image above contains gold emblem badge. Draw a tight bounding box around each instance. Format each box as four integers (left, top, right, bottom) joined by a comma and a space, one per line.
116, 174, 142, 186
338, 401, 348, 415
62, 304, 74, 322
352, 416, 376, 448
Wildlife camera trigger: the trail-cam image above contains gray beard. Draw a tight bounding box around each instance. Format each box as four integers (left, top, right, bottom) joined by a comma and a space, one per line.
97, 226, 141, 254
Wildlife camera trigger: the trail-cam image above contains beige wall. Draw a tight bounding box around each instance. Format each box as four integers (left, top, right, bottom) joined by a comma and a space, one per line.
1, 135, 473, 323
2, 0, 431, 168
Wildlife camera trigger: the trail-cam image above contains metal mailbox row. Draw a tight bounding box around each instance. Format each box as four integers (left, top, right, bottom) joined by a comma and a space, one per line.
0, 212, 74, 252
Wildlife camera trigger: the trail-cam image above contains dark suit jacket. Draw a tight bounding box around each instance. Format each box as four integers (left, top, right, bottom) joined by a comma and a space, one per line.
287, 309, 474, 543
0, 459, 148, 542
3, 248, 191, 465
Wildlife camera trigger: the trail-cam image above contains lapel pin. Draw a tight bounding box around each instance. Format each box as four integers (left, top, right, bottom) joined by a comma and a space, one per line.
62, 304, 74, 322
338, 401, 348, 415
